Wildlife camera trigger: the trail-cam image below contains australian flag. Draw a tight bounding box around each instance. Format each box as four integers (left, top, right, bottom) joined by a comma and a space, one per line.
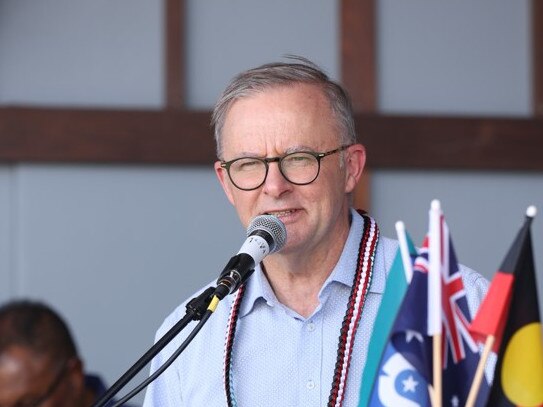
438, 217, 489, 407
369, 216, 489, 407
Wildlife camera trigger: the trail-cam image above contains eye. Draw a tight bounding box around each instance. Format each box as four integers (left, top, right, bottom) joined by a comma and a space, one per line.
232, 158, 264, 172
283, 153, 315, 167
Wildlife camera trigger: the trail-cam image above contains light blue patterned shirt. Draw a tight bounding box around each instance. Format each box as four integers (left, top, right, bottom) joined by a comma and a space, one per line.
143, 209, 488, 406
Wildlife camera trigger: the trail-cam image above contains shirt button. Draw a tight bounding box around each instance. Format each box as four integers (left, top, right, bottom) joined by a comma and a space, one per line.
307, 322, 315, 332
306, 380, 315, 390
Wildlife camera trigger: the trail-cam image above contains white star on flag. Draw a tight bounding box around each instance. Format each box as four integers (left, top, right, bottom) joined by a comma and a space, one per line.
405, 330, 424, 343
401, 374, 419, 393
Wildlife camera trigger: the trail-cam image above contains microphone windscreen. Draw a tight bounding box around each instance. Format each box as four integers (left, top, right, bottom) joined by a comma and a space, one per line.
246, 215, 287, 254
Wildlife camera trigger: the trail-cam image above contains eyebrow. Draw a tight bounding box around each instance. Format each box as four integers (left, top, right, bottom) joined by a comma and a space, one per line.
284, 145, 315, 154
232, 145, 317, 158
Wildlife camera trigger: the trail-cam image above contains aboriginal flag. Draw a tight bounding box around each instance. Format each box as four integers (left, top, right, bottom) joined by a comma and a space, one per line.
472, 212, 543, 406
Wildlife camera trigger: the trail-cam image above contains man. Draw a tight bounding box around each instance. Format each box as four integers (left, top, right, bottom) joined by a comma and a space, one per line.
143, 58, 488, 406
0, 300, 136, 407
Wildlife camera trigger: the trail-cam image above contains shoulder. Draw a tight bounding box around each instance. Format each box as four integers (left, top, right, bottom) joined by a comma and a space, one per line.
368, 236, 399, 294
458, 263, 489, 318
378, 236, 399, 268
373, 232, 488, 318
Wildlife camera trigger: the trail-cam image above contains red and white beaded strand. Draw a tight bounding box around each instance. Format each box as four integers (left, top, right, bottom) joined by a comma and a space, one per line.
224, 213, 379, 407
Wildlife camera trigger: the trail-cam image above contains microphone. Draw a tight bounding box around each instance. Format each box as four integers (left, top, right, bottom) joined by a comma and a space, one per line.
214, 215, 287, 299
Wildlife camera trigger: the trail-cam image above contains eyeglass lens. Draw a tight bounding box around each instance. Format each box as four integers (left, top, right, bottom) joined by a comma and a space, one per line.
229, 152, 319, 190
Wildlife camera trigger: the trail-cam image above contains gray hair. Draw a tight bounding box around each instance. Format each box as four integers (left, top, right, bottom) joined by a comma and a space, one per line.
211, 57, 357, 159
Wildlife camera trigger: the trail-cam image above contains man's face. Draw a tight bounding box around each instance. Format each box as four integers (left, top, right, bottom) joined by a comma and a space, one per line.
0, 346, 85, 407
215, 83, 365, 255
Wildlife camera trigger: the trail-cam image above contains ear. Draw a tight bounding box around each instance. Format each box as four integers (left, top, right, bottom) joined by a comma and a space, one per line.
214, 161, 236, 205
65, 357, 85, 393
344, 144, 366, 194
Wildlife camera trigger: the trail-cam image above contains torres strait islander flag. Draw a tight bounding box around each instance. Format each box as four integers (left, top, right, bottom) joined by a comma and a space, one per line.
367, 237, 432, 407
470, 207, 543, 407
358, 223, 417, 407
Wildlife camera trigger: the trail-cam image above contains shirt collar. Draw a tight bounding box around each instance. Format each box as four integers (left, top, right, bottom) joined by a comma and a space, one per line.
237, 208, 384, 318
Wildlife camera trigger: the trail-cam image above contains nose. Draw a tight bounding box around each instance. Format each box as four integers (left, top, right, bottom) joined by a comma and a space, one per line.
262, 161, 292, 197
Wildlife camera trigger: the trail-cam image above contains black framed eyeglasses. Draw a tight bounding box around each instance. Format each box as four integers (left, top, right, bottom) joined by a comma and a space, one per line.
220, 145, 351, 191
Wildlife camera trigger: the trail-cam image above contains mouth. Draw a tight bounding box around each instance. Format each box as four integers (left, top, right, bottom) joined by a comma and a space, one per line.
263, 209, 297, 218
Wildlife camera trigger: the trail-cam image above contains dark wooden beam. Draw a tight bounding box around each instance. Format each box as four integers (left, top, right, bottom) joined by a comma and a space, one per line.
533, 0, 543, 115
0, 107, 214, 164
165, 0, 185, 109
357, 114, 543, 171
341, 0, 377, 112
2, 107, 542, 171
341, 0, 376, 209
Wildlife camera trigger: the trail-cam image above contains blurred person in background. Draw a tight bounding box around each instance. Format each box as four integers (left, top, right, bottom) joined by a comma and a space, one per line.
0, 299, 137, 407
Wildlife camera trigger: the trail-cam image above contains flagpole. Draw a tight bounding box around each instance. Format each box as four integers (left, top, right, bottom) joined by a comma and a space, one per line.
429, 200, 442, 407
432, 335, 442, 407
465, 335, 494, 407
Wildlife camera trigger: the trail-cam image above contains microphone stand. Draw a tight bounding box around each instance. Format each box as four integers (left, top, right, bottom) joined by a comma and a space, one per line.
92, 286, 216, 407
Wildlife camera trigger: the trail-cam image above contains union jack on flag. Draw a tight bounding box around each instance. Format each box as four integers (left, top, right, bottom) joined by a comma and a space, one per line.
440, 217, 478, 365
413, 236, 429, 274
437, 215, 489, 407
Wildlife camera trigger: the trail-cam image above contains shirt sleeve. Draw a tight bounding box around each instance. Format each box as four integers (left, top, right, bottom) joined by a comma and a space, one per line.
459, 264, 489, 318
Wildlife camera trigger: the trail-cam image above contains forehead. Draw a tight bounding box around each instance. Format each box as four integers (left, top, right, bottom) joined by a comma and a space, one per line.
222, 83, 339, 156
0, 346, 51, 401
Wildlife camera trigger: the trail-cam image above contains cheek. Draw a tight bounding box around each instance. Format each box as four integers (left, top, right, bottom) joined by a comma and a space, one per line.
47, 389, 72, 407
311, 174, 349, 221
52, 376, 84, 407
317, 171, 347, 203
229, 191, 260, 226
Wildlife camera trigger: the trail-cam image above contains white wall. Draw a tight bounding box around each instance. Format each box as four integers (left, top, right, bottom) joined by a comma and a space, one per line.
0, 0, 163, 107
378, 0, 531, 116
371, 171, 543, 281
0, 167, 12, 298
0, 0, 540, 404
185, 0, 339, 108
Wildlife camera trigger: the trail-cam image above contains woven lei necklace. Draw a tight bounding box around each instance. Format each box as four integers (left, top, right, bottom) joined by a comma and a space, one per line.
223, 212, 379, 407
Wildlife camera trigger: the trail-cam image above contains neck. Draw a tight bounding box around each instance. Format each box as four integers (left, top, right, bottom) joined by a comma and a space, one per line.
262, 219, 351, 318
